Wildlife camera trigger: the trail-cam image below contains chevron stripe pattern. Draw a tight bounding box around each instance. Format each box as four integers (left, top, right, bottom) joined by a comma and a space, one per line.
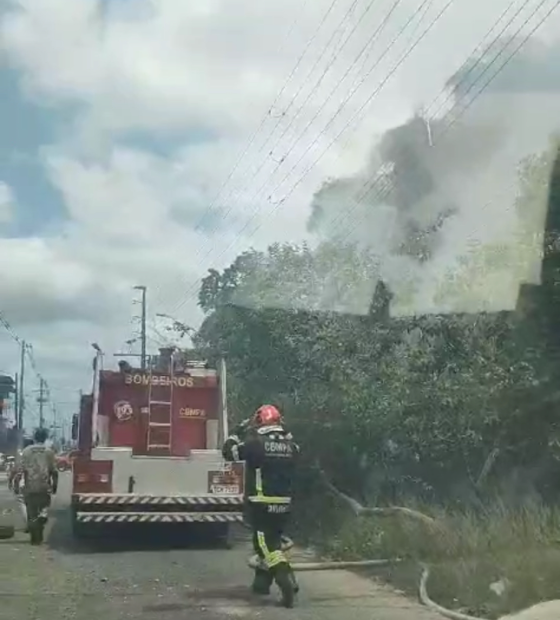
74, 494, 243, 505
75, 512, 244, 523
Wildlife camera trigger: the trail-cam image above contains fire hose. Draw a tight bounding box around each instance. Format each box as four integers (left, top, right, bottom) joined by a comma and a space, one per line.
246, 470, 486, 620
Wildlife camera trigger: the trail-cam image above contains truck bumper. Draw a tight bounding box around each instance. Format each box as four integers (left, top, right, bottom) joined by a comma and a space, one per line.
74, 511, 244, 524
72, 493, 244, 524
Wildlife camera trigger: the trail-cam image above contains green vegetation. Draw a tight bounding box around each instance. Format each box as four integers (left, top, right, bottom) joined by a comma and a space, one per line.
192, 137, 560, 617
326, 502, 560, 618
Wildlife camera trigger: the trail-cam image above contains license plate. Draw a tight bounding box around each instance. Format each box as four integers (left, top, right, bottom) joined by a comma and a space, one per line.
208, 470, 241, 494
210, 484, 240, 494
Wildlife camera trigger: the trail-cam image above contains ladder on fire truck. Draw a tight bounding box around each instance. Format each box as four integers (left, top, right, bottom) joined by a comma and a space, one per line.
146, 351, 175, 453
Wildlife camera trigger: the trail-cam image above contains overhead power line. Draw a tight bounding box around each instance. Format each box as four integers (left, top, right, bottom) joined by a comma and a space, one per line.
187, 0, 339, 235
165, 0, 454, 316
320, 0, 560, 310
0, 310, 58, 431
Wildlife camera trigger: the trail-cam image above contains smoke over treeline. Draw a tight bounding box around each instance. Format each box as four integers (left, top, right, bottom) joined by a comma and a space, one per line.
308, 36, 560, 315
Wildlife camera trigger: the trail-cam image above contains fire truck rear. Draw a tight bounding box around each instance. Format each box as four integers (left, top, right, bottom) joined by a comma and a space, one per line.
71, 348, 244, 542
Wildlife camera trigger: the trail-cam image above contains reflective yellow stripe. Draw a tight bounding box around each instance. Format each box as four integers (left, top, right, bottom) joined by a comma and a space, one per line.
256, 531, 286, 568
248, 496, 291, 504
252, 468, 290, 503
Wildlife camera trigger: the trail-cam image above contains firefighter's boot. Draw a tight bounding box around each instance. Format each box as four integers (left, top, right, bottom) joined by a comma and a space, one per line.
288, 566, 299, 594
29, 520, 42, 545
251, 567, 273, 595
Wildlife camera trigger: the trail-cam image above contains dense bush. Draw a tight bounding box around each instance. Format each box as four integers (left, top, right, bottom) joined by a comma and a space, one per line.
188, 136, 560, 617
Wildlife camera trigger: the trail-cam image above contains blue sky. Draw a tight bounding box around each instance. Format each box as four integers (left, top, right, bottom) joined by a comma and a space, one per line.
0, 62, 224, 239
0, 65, 68, 236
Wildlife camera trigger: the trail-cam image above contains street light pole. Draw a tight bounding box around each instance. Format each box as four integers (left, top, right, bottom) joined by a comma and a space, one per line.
91, 344, 103, 448
38, 377, 46, 429
134, 286, 147, 370
18, 340, 25, 430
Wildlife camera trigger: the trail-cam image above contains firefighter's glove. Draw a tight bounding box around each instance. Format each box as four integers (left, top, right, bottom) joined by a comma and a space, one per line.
234, 418, 252, 436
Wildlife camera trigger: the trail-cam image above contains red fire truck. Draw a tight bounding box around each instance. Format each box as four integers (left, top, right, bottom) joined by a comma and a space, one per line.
71, 348, 244, 542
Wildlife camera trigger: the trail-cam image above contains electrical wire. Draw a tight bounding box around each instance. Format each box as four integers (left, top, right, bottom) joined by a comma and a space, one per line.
263, 0, 554, 262
264, 0, 452, 211
435, 0, 559, 141
353, 0, 558, 209
150, 0, 369, 310
172, 0, 425, 293
0, 310, 58, 430
320, 0, 560, 311
187, 0, 341, 236
423, 0, 530, 120
166, 0, 559, 321
166, 0, 454, 316
202, 0, 362, 231
232, 0, 408, 212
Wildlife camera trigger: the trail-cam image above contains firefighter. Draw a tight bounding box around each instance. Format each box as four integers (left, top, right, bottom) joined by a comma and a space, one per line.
222, 404, 299, 607
5, 456, 16, 483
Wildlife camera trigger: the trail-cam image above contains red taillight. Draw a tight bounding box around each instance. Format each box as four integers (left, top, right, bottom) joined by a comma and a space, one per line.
73, 459, 112, 493
76, 472, 109, 483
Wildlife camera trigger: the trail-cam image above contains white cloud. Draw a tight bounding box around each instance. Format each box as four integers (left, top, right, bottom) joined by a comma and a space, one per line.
0, 181, 14, 223
1, 0, 559, 430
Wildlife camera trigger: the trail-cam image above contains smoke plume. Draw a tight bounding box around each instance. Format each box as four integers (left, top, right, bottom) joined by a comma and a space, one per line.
309, 35, 560, 315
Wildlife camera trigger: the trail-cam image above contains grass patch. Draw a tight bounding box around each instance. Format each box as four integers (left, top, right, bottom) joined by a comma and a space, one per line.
323, 500, 560, 619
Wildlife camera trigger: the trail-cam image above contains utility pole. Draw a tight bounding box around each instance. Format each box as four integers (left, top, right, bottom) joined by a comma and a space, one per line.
18, 340, 25, 430
14, 372, 18, 428
37, 377, 46, 429
134, 285, 147, 370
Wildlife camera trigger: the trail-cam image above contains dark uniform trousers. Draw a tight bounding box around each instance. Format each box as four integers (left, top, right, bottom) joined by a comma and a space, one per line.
246, 501, 294, 593
24, 491, 51, 524
250, 503, 290, 569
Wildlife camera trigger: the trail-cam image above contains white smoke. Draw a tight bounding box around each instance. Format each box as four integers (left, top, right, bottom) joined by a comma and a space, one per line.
308, 36, 560, 315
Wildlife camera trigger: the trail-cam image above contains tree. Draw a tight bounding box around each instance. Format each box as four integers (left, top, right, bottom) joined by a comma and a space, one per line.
193, 136, 560, 505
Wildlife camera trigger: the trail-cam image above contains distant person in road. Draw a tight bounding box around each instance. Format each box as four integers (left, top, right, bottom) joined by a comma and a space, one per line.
222, 405, 300, 607
15, 428, 58, 545
9, 437, 34, 532
5, 455, 16, 480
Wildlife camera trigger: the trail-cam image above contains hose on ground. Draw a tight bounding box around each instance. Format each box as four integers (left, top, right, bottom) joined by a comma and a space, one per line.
246, 466, 489, 620
420, 565, 485, 620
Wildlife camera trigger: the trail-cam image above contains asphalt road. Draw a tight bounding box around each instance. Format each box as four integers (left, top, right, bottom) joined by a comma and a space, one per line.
0, 473, 440, 620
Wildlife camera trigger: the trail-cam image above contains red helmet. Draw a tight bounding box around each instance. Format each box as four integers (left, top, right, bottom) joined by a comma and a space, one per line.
253, 404, 282, 427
